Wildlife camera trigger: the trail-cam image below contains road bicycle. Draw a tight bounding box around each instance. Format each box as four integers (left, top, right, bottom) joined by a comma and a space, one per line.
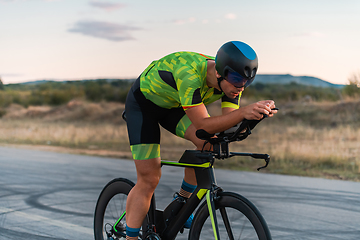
94, 113, 275, 240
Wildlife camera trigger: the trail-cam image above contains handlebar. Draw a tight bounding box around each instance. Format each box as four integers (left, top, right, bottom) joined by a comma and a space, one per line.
195, 108, 278, 170
196, 119, 253, 143
196, 111, 276, 144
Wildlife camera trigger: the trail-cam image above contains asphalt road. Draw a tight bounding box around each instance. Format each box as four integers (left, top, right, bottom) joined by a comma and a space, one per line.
0, 146, 360, 240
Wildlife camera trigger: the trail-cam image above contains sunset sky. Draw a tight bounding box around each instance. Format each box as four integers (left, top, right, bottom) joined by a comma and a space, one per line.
1, 0, 359, 84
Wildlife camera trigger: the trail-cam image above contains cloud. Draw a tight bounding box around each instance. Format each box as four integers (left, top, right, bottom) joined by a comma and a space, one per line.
225, 13, 237, 20
68, 20, 141, 42
173, 19, 186, 25
89, 1, 125, 11
173, 17, 197, 25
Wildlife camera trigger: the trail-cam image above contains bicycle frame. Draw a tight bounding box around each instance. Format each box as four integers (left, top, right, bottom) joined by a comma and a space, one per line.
132, 129, 271, 240
142, 150, 217, 240
110, 111, 273, 240
108, 148, 270, 240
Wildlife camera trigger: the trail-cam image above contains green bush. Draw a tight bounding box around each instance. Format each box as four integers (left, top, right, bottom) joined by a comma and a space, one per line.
342, 81, 360, 97
3, 79, 133, 106
0, 78, 4, 91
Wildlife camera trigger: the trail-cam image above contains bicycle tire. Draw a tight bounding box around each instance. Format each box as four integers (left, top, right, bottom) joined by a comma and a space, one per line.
188, 191, 272, 240
94, 178, 145, 240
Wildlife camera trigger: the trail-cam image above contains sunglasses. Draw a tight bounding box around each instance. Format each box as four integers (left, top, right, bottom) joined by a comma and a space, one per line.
225, 71, 248, 88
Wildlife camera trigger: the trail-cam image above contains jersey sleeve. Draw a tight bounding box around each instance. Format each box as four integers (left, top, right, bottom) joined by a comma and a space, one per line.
221, 92, 241, 109
176, 66, 203, 110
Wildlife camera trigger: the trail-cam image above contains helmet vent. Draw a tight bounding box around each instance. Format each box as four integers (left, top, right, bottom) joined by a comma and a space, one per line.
251, 68, 257, 78
244, 67, 251, 78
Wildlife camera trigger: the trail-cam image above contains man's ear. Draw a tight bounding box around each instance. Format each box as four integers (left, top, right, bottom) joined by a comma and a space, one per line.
215, 70, 222, 78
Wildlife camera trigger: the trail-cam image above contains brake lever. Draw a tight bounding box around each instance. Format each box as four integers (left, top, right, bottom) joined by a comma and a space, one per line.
229, 152, 270, 170
257, 155, 270, 171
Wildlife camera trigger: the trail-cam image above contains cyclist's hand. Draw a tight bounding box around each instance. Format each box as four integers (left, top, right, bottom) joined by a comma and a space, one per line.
242, 100, 277, 120
263, 100, 277, 117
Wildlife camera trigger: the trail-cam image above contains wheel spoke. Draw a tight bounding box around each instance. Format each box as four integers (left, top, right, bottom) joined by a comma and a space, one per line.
220, 207, 235, 240
238, 218, 247, 240
94, 179, 142, 240
189, 194, 271, 240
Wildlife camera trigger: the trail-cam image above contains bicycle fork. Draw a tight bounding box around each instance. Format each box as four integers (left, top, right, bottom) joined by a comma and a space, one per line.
206, 189, 221, 240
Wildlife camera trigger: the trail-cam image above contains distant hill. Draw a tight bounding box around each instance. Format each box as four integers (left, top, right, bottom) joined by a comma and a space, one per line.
7, 75, 344, 88
254, 74, 344, 88
12, 78, 135, 85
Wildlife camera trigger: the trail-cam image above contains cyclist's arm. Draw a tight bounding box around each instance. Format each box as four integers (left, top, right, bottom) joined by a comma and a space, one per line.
222, 106, 236, 115
185, 100, 276, 134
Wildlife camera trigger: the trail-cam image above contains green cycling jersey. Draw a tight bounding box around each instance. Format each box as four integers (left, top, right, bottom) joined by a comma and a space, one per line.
139, 51, 241, 110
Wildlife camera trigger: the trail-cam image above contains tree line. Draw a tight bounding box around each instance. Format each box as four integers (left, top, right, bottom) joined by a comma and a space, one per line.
0, 79, 133, 107
0, 77, 359, 108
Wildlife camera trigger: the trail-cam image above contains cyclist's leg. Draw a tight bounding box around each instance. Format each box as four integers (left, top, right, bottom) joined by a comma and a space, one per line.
160, 110, 202, 189
161, 112, 211, 200
160, 112, 201, 228
183, 122, 212, 187
125, 157, 161, 239
125, 78, 165, 239
183, 123, 202, 186
160, 111, 212, 189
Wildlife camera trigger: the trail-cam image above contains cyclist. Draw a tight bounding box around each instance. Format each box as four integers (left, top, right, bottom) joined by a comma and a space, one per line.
124, 41, 277, 239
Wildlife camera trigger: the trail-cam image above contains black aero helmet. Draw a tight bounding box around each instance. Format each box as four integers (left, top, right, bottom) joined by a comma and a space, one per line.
215, 41, 258, 88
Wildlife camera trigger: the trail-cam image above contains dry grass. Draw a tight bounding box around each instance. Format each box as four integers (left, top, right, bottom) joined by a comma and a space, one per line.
1, 99, 360, 181
221, 123, 360, 180
0, 119, 128, 150
0, 100, 129, 152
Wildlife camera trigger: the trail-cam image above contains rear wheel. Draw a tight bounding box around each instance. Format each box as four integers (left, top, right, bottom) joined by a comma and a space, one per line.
94, 178, 146, 240
189, 192, 271, 240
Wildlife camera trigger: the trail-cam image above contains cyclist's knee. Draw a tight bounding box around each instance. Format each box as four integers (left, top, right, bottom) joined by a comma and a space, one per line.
189, 135, 209, 151
138, 173, 161, 192
134, 158, 161, 193
184, 124, 213, 150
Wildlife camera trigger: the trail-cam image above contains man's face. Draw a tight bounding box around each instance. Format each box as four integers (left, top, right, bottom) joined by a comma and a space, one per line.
215, 70, 246, 98
221, 79, 245, 98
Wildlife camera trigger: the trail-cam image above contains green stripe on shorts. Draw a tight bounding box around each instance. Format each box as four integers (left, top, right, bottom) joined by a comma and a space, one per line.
175, 114, 192, 138
130, 144, 160, 160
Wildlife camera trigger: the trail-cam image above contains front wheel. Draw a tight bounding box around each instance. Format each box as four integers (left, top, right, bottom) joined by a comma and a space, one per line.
94, 178, 146, 240
189, 192, 271, 240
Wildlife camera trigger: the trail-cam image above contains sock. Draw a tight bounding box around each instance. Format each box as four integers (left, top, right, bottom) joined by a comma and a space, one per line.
179, 179, 197, 198
126, 225, 140, 238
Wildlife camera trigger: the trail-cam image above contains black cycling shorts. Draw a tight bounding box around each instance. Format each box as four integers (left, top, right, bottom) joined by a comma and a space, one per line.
125, 77, 192, 160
